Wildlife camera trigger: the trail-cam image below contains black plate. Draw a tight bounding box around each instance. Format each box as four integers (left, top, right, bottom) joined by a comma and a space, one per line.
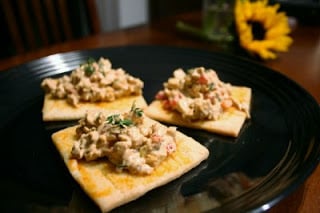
0, 45, 319, 213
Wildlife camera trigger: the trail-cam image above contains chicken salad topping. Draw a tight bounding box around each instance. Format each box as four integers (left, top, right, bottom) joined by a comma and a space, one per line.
41, 58, 143, 107
155, 67, 249, 121
71, 104, 177, 175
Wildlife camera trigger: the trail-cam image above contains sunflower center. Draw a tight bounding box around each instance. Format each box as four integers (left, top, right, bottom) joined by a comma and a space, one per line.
248, 21, 265, 40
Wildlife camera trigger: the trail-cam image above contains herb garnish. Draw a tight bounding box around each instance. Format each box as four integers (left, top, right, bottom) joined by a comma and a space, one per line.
106, 103, 143, 128
215, 93, 221, 102
106, 114, 133, 128
83, 57, 96, 76
116, 163, 128, 170
130, 102, 143, 117
208, 82, 215, 91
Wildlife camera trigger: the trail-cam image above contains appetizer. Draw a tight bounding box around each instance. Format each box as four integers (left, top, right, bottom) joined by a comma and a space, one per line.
51, 105, 209, 212
41, 58, 147, 121
145, 67, 251, 137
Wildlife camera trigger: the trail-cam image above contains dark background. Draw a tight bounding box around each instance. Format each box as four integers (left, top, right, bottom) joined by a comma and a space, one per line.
1, 0, 319, 60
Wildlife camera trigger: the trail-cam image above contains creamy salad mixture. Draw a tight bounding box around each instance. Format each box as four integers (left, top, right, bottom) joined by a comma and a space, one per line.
41, 58, 143, 106
155, 67, 248, 121
71, 104, 177, 175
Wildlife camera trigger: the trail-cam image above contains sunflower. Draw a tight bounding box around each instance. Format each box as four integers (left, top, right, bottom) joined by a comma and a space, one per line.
234, 0, 293, 60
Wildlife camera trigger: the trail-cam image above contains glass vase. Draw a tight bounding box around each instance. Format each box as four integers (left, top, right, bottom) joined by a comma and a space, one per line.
202, 0, 234, 42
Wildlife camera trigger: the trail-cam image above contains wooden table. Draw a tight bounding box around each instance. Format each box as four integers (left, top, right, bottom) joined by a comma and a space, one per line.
1, 12, 319, 213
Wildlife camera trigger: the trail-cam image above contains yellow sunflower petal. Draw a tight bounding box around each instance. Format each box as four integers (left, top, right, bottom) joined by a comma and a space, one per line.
234, 0, 293, 60
248, 40, 277, 59
269, 36, 293, 52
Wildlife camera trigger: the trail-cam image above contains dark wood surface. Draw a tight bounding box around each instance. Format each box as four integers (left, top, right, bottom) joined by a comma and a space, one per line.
1, 0, 101, 56
0, 12, 319, 213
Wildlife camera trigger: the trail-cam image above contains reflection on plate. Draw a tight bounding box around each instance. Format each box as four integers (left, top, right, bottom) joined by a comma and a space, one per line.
0, 46, 319, 213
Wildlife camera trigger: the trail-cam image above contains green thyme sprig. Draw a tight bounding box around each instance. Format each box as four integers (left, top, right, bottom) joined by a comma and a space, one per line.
117, 163, 128, 169
106, 102, 143, 128
208, 82, 215, 91
106, 114, 133, 128
130, 102, 143, 117
82, 57, 96, 76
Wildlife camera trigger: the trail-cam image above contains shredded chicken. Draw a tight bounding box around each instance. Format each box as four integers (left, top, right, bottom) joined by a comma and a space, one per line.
71, 105, 177, 175
41, 58, 143, 107
155, 67, 246, 121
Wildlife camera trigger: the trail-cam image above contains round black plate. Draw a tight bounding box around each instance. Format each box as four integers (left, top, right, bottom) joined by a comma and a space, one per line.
0, 46, 319, 213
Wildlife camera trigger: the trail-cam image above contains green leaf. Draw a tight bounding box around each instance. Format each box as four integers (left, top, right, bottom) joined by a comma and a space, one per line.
117, 163, 127, 169
208, 82, 215, 90
84, 65, 95, 75
106, 114, 120, 125
119, 119, 133, 128
82, 57, 96, 76
130, 101, 143, 117
106, 114, 133, 128
87, 57, 96, 64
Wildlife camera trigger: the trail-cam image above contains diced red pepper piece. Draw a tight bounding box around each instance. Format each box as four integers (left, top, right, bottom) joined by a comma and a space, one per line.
151, 134, 162, 143
163, 100, 171, 109
198, 74, 208, 84
155, 91, 166, 100
221, 99, 233, 109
